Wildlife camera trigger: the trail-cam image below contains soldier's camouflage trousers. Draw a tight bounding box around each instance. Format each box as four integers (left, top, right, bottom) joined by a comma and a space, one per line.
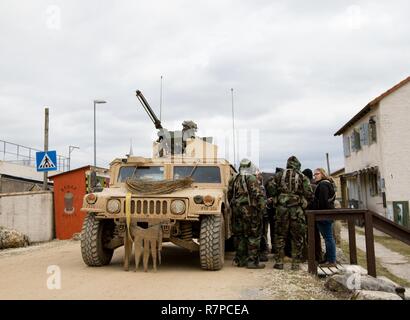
232, 205, 262, 265
273, 205, 306, 264
260, 216, 269, 255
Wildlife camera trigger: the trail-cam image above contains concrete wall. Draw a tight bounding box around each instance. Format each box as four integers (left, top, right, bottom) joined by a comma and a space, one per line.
0, 191, 54, 242
379, 81, 410, 202
0, 175, 44, 193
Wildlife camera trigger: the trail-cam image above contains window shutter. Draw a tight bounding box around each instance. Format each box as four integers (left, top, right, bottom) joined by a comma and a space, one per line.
359, 124, 366, 146
369, 117, 377, 144
350, 132, 356, 152
363, 123, 369, 145
354, 129, 361, 150
343, 135, 351, 157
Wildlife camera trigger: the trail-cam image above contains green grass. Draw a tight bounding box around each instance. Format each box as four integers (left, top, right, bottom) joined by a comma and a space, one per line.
340, 240, 410, 288
354, 228, 410, 258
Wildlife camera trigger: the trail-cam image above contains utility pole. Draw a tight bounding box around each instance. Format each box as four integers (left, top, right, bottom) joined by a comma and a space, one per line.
43, 107, 49, 190
68, 145, 80, 171
326, 152, 331, 175
160, 75, 163, 122
231, 88, 236, 169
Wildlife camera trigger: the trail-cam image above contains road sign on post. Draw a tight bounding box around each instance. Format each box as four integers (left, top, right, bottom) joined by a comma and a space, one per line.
36, 151, 58, 172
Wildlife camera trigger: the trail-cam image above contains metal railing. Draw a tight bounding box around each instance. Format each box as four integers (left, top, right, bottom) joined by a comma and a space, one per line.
0, 139, 69, 172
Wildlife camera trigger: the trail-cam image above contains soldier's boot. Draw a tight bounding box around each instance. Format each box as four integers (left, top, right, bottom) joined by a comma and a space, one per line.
246, 261, 265, 269
259, 253, 268, 262
291, 263, 300, 271
273, 256, 284, 270
233, 257, 247, 267
273, 263, 284, 270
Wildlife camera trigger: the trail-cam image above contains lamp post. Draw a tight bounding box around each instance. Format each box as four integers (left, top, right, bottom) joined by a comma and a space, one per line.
68, 145, 79, 171
93, 100, 106, 167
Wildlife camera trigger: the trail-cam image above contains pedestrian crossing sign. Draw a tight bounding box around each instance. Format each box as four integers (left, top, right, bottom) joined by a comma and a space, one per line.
36, 151, 58, 172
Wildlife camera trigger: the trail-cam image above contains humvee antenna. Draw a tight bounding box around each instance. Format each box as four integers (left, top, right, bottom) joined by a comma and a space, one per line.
136, 90, 163, 129
231, 88, 236, 168
160, 75, 163, 122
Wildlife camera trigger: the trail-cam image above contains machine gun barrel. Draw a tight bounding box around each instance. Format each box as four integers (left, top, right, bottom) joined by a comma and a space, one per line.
136, 90, 163, 129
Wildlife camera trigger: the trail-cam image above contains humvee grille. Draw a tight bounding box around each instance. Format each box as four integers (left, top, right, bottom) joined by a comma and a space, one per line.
121, 199, 169, 215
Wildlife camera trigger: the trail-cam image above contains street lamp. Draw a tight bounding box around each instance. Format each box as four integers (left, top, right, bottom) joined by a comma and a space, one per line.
93, 99, 106, 167
68, 145, 80, 171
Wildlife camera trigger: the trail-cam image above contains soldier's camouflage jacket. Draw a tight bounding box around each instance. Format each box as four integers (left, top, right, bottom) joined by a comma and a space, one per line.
228, 173, 266, 214
265, 156, 313, 208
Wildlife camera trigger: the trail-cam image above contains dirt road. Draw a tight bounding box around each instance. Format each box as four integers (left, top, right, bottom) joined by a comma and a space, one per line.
0, 240, 341, 300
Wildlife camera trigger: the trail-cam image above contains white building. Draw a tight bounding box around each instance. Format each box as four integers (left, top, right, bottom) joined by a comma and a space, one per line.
334, 76, 410, 228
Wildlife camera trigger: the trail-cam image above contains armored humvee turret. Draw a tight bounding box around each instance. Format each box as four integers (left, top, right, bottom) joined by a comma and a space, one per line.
80, 91, 235, 271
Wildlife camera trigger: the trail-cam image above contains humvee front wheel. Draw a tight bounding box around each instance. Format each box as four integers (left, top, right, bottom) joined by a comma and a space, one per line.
199, 215, 225, 271
81, 213, 114, 266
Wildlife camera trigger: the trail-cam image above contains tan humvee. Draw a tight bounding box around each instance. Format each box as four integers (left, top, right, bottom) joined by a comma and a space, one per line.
80, 91, 236, 271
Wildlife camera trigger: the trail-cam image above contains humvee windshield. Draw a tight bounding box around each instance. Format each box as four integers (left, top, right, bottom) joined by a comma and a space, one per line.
173, 166, 221, 183
118, 166, 164, 182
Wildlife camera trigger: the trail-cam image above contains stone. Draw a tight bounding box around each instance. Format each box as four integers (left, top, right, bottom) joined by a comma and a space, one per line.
0, 226, 30, 249
325, 274, 354, 293
353, 290, 402, 300
325, 269, 406, 298
359, 274, 402, 294
404, 288, 410, 300
341, 264, 368, 275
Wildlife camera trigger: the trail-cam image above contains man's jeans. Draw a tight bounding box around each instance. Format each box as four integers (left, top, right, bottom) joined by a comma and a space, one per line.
316, 220, 336, 263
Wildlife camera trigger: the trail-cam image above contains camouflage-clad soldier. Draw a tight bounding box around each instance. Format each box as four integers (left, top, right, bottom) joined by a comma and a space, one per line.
266, 156, 313, 270
228, 159, 266, 269
256, 171, 269, 262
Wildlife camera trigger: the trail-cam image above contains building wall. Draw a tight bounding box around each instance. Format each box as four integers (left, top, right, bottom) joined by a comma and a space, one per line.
0, 191, 54, 242
342, 108, 385, 213
343, 108, 383, 174
378, 81, 410, 220
379, 81, 410, 200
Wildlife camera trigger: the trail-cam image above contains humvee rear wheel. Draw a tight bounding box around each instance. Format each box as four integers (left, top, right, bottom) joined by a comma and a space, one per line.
199, 215, 225, 271
81, 213, 114, 266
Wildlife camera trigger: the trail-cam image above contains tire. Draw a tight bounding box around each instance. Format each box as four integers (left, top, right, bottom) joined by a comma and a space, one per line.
81, 213, 114, 266
199, 215, 225, 271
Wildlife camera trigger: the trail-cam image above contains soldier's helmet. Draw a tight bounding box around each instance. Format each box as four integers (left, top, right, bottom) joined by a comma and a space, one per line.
239, 158, 257, 175
182, 120, 198, 131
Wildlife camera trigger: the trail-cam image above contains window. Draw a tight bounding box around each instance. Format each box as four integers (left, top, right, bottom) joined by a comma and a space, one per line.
343, 135, 351, 157
351, 129, 361, 151
118, 166, 164, 182
360, 123, 369, 146
369, 172, 379, 197
369, 117, 377, 144
173, 166, 221, 183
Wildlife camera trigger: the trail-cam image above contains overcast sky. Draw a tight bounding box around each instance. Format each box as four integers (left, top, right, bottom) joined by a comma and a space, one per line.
1, 0, 409, 173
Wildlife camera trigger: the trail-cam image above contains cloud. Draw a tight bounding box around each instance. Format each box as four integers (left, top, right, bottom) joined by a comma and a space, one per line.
0, 0, 409, 174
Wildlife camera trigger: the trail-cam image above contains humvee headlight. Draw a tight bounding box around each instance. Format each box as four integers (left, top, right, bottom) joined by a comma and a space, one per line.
194, 195, 204, 204
86, 193, 97, 204
170, 200, 186, 215
107, 199, 121, 213
203, 195, 215, 206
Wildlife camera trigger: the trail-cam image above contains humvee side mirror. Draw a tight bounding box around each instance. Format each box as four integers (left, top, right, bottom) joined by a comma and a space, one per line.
90, 170, 103, 192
